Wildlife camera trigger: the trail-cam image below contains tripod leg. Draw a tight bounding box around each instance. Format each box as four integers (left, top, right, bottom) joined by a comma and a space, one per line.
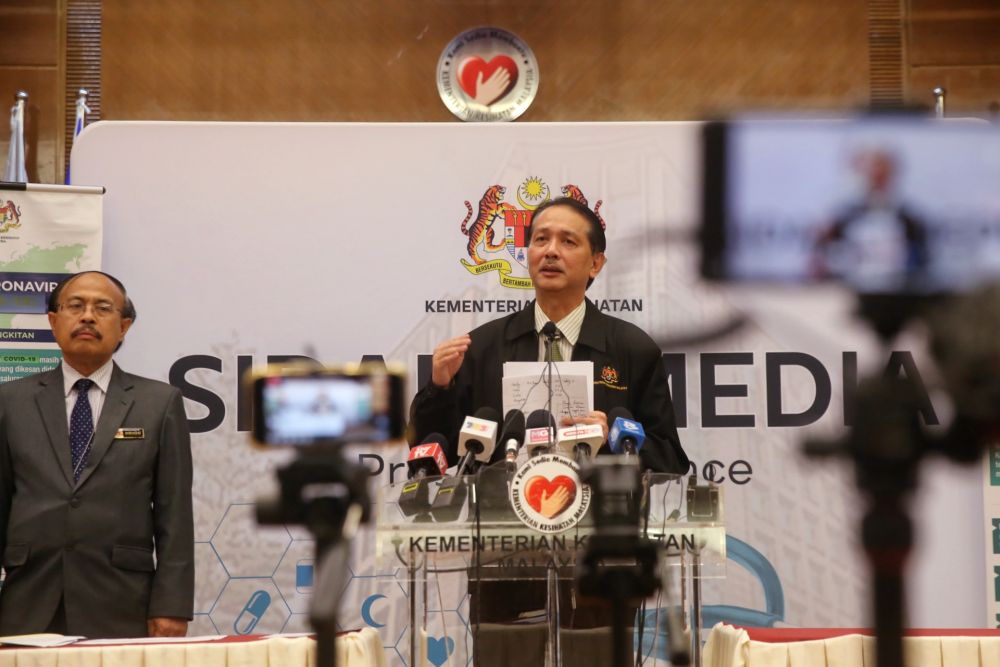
659, 559, 691, 666
311, 540, 351, 667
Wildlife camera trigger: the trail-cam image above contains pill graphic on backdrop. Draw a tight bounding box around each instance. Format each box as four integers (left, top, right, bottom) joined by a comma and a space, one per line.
233, 590, 272, 634
295, 559, 314, 593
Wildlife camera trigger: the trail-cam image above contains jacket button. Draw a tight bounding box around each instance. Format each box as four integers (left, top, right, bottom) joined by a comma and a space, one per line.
70, 497, 81, 508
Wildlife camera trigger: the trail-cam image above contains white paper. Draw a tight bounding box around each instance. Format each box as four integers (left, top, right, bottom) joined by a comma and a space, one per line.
502, 361, 594, 424
0, 633, 86, 647
76, 635, 226, 645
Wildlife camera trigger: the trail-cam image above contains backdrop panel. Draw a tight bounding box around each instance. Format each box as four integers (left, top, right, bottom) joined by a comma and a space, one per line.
72, 122, 985, 662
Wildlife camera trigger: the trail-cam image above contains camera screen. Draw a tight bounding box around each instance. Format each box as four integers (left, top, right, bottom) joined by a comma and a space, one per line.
253, 372, 402, 445
702, 117, 1000, 294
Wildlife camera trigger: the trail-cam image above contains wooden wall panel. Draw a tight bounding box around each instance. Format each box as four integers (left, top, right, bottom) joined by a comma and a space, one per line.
908, 0, 1000, 66
65, 0, 102, 178
102, 0, 871, 122
2, 1, 998, 183
905, 0, 1000, 113
909, 67, 1000, 115
0, 1, 59, 67
0, 0, 62, 184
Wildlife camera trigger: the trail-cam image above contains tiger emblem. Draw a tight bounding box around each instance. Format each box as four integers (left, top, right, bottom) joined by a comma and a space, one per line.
561, 184, 606, 230
460, 184, 514, 265
0, 200, 21, 234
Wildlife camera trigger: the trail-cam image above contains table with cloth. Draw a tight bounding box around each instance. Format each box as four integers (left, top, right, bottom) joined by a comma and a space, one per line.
0, 628, 384, 667
703, 624, 1000, 667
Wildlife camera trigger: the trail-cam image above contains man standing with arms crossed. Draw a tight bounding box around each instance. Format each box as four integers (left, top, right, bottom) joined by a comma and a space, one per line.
0, 271, 193, 638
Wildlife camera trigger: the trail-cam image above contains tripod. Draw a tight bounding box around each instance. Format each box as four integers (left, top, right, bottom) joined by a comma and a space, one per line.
257, 443, 372, 667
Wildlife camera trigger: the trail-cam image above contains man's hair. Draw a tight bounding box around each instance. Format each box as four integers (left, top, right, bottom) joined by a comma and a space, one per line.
47, 270, 137, 321
530, 196, 606, 254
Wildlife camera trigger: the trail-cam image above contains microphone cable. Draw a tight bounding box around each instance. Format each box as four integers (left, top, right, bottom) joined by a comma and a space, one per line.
473, 467, 483, 667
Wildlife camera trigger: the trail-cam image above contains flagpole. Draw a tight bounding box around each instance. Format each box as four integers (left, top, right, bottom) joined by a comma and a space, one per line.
3, 91, 28, 183
67, 89, 91, 184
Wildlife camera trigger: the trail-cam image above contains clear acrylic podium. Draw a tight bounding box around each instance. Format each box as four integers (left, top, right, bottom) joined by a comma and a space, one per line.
375, 462, 725, 666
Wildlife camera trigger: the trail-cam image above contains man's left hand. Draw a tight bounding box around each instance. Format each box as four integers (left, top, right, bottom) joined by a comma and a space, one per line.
148, 617, 188, 637
561, 410, 608, 441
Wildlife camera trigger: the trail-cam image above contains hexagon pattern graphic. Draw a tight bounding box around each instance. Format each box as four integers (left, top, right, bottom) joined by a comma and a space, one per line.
211, 503, 291, 577
199, 500, 479, 665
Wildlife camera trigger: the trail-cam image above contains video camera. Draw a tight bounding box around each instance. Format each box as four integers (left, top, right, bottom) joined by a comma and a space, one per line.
701, 114, 1000, 298
248, 362, 405, 667
249, 363, 405, 447
698, 113, 1000, 667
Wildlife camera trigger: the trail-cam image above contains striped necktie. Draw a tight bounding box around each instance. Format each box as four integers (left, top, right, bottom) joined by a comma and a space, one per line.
548, 330, 563, 362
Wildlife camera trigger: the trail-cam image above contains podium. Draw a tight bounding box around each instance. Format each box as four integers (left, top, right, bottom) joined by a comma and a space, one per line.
375, 459, 725, 666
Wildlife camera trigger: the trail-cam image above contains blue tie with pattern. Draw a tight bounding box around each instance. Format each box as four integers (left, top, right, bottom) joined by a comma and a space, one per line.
70, 378, 94, 482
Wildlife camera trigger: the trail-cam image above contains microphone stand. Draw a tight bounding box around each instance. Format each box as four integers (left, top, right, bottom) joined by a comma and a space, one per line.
543, 323, 558, 436
256, 441, 370, 667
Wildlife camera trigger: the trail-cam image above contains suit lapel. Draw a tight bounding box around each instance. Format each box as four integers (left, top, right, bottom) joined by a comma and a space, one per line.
574, 299, 608, 356
76, 364, 134, 488
506, 301, 540, 361
35, 367, 74, 488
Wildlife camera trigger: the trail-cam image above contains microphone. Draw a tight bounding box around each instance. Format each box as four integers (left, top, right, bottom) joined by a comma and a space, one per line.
525, 409, 556, 457
556, 422, 604, 464
456, 406, 500, 472
501, 410, 526, 470
433, 408, 500, 517
607, 407, 645, 457
541, 320, 559, 346
541, 321, 559, 419
399, 433, 448, 516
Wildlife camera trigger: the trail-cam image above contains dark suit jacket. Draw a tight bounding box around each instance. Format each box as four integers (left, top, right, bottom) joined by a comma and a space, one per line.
409, 299, 689, 473
0, 363, 194, 638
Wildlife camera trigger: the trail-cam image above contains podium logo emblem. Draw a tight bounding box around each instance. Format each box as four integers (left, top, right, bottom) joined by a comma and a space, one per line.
509, 453, 591, 533
458, 179, 606, 290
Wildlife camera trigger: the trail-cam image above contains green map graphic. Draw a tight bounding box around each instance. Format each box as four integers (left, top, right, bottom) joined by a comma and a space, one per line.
0, 243, 87, 328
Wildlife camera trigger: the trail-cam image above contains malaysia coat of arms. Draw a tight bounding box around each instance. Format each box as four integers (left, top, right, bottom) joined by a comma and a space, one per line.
458, 177, 605, 289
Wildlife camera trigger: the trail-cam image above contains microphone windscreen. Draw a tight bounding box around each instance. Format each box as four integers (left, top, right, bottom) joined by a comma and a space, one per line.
420, 432, 449, 446
526, 408, 556, 430
608, 411, 646, 454
459, 409, 499, 462
474, 406, 501, 424
408, 433, 449, 476
501, 409, 526, 442
541, 321, 558, 339
607, 406, 634, 423
556, 423, 604, 459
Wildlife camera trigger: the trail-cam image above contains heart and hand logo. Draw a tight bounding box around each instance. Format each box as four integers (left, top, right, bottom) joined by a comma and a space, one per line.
524, 474, 576, 518
508, 453, 591, 532
436, 27, 538, 122
458, 56, 519, 106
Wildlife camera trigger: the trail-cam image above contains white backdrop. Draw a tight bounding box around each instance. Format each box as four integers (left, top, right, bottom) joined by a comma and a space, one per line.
72, 121, 985, 662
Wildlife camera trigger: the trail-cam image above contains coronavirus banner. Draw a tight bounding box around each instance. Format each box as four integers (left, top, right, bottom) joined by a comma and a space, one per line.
0, 183, 103, 383
72, 122, 986, 663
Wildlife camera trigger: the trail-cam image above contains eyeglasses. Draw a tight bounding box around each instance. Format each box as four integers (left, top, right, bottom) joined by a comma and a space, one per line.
58, 300, 121, 318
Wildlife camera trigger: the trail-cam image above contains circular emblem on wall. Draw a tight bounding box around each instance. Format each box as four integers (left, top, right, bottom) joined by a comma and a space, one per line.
437, 26, 539, 122
509, 453, 591, 533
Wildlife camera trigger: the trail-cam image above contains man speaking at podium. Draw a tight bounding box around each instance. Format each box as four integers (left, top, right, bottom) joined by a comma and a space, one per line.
410, 195, 688, 474
408, 197, 689, 666
0, 271, 193, 638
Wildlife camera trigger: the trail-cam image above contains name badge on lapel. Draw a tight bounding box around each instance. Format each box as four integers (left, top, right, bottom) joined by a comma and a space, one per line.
115, 428, 145, 440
